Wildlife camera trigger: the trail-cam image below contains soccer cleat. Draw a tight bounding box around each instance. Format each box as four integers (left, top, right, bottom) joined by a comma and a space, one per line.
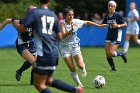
15, 70, 22, 81
80, 69, 87, 77
75, 86, 83, 93
111, 68, 116, 71
121, 53, 127, 63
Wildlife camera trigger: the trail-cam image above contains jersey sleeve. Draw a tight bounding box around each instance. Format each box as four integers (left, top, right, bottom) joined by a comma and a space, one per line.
117, 13, 126, 24
133, 9, 139, 17
102, 15, 107, 24
74, 19, 84, 28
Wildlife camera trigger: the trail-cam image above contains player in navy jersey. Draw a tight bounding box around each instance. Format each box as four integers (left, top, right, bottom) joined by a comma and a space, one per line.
0, 6, 37, 84
99, 1, 127, 71
12, 0, 83, 93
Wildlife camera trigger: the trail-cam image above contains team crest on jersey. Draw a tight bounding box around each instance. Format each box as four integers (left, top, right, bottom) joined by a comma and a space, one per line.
26, 28, 33, 32
107, 19, 116, 24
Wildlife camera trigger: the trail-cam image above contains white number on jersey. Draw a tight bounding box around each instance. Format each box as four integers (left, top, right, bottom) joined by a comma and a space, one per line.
41, 15, 55, 35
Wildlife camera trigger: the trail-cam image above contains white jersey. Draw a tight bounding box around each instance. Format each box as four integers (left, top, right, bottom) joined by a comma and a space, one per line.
59, 19, 84, 45
127, 9, 139, 28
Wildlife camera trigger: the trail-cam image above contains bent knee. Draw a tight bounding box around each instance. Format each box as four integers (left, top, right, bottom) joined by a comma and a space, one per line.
107, 51, 114, 57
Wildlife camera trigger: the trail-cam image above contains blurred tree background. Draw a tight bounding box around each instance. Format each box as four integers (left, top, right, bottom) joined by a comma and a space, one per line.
0, 0, 125, 22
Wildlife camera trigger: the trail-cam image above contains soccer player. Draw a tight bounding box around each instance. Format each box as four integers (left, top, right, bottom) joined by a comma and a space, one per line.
12, 0, 83, 93
59, 6, 99, 87
0, 6, 37, 84
123, 2, 140, 53
99, 1, 127, 71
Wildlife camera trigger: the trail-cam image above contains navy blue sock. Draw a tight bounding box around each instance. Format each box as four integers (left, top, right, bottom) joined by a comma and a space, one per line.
18, 60, 32, 74
41, 88, 52, 93
51, 79, 75, 92
114, 51, 124, 57
107, 58, 116, 70
30, 69, 34, 85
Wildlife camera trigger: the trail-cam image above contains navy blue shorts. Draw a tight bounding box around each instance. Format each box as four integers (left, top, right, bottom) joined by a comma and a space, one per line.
33, 56, 58, 75
16, 40, 36, 55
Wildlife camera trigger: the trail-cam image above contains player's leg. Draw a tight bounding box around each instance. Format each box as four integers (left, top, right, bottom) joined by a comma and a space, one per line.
132, 34, 140, 46
30, 69, 34, 85
33, 72, 52, 93
21, 49, 37, 64
34, 57, 83, 93
109, 43, 127, 63
15, 43, 37, 82
74, 54, 87, 78
123, 34, 131, 53
59, 45, 82, 87
105, 42, 116, 71
16, 60, 32, 81
72, 43, 87, 78
64, 56, 83, 87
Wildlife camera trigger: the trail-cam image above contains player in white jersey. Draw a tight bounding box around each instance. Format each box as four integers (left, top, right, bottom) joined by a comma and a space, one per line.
123, 2, 140, 53
59, 6, 99, 87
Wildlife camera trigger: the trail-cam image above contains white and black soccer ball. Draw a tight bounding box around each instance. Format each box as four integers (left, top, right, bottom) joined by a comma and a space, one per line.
93, 75, 106, 88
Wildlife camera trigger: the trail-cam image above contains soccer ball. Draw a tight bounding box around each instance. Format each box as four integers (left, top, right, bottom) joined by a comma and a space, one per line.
93, 75, 106, 88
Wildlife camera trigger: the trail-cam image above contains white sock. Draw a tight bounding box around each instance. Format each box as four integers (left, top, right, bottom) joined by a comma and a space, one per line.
123, 41, 129, 53
137, 39, 140, 45
71, 72, 82, 85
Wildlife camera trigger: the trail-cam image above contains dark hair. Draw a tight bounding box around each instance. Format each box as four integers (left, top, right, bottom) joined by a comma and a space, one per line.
63, 6, 74, 17
39, 0, 50, 3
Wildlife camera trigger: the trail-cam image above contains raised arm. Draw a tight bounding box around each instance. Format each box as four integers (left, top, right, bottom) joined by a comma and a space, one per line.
0, 18, 12, 30
84, 20, 100, 27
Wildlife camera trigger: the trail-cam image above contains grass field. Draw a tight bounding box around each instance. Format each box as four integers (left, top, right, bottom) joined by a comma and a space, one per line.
0, 47, 140, 93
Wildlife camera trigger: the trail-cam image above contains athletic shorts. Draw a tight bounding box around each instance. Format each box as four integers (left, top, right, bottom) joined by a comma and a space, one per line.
33, 56, 58, 75
59, 43, 81, 58
126, 26, 139, 35
16, 40, 36, 55
106, 29, 122, 45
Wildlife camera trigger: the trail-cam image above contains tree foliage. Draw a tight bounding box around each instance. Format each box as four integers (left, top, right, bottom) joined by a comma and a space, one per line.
0, 0, 125, 22
0, 0, 56, 22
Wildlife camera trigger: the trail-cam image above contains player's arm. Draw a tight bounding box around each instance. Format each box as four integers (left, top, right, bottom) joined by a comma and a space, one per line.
112, 22, 127, 28
59, 22, 74, 39
112, 14, 127, 28
99, 24, 108, 28
0, 18, 12, 30
127, 16, 139, 22
84, 21, 100, 27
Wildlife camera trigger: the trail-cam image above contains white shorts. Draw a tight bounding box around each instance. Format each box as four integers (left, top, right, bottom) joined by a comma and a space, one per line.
59, 43, 81, 58
126, 26, 139, 35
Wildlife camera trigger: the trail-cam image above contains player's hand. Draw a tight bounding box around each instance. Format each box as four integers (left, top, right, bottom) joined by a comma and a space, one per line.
112, 23, 118, 28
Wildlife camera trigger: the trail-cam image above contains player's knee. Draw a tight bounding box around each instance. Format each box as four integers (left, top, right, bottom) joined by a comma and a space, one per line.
107, 51, 114, 57
46, 78, 53, 86
70, 67, 76, 72
34, 83, 44, 92
30, 58, 37, 64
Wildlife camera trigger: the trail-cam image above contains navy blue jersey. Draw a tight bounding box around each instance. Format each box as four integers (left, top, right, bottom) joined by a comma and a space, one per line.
22, 7, 60, 58
102, 12, 125, 42
17, 18, 34, 43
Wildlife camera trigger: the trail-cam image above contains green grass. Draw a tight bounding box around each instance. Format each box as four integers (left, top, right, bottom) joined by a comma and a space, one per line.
0, 47, 140, 93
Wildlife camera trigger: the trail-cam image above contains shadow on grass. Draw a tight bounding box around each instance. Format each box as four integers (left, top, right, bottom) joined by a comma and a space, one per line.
0, 83, 31, 87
